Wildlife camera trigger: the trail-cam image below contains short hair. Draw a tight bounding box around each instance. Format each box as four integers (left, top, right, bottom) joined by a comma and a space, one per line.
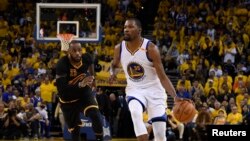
127, 17, 142, 29
69, 40, 81, 48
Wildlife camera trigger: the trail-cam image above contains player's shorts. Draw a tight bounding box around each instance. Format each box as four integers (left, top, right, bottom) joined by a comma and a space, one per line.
60, 92, 98, 129
126, 84, 167, 120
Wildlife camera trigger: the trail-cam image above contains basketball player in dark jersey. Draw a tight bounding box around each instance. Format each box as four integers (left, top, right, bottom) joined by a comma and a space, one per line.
55, 41, 103, 141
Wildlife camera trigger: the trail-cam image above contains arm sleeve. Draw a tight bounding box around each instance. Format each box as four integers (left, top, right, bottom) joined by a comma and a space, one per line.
83, 53, 95, 75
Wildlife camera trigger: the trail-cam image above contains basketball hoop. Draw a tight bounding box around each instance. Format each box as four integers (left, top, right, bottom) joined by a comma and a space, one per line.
57, 33, 75, 51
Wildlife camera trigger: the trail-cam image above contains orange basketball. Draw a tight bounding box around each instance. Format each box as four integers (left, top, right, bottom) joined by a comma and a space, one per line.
172, 100, 196, 123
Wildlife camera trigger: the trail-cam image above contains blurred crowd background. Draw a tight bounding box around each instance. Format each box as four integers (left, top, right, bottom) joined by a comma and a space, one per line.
0, 0, 250, 140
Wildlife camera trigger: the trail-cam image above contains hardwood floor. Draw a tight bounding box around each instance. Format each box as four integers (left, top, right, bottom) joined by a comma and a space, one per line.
0, 137, 137, 141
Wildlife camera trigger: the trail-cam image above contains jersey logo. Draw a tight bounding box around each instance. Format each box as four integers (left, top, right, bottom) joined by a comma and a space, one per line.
70, 69, 77, 77
68, 73, 86, 85
127, 62, 145, 81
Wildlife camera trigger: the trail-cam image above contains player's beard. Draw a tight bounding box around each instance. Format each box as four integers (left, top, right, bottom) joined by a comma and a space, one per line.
124, 34, 131, 41
73, 56, 81, 62
69, 54, 81, 63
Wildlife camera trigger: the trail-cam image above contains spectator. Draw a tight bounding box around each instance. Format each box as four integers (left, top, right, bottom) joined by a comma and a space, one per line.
207, 23, 216, 41
177, 49, 190, 65
20, 94, 30, 108
24, 103, 40, 139
176, 81, 191, 99
209, 63, 223, 78
190, 79, 205, 98
2, 85, 14, 106
213, 109, 226, 125
37, 63, 47, 76
194, 104, 212, 141
223, 62, 237, 79
218, 82, 232, 102
0, 102, 7, 139
176, 75, 191, 91
211, 101, 225, 120
30, 88, 43, 108
243, 105, 250, 125
36, 102, 50, 138
235, 89, 247, 112
40, 76, 56, 119
223, 39, 237, 64
164, 44, 179, 71
204, 79, 218, 97
195, 63, 208, 85
0, 16, 8, 38
166, 109, 184, 140
226, 105, 243, 125
218, 72, 233, 92
4, 100, 22, 139
1, 74, 11, 89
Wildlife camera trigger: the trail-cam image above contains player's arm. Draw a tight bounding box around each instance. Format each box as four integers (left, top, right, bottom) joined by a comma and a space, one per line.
109, 44, 121, 80
88, 63, 95, 76
84, 52, 95, 76
86, 53, 96, 88
147, 42, 177, 98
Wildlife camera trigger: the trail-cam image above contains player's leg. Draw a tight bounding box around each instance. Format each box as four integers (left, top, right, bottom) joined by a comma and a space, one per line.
82, 93, 103, 141
151, 116, 167, 141
147, 88, 167, 141
84, 106, 103, 141
60, 103, 82, 141
127, 96, 148, 141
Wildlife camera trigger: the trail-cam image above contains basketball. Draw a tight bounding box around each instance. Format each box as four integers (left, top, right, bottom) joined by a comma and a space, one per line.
172, 100, 196, 123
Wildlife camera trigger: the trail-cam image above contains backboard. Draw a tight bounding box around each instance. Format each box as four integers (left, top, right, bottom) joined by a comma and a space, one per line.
36, 3, 101, 42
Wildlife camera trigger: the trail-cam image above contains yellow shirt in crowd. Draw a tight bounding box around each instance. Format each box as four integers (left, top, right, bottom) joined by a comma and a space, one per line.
40, 82, 56, 102
226, 112, 242, 125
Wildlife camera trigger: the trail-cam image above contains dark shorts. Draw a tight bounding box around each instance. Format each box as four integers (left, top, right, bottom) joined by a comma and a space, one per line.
60, 92, 98, 129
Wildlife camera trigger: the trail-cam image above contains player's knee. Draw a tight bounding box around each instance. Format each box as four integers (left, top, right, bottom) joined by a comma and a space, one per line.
130, 108, 141, 119
86, 108, 102, 126
128, 100, 144, 119
151, 114, 167, 141
85, 108, 103, 133
85, 108, 101, 122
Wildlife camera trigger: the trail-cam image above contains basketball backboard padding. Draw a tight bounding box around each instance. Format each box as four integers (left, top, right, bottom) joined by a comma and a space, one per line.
36, 3, 101, 42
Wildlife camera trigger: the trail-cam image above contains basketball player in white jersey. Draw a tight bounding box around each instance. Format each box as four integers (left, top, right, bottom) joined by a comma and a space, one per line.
109, 18, 179, 141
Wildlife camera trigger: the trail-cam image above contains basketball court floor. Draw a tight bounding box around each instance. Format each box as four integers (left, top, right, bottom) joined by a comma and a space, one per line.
0, 138, 137, 141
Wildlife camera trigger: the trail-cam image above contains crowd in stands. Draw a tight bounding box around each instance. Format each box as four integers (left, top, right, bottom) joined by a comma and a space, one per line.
151, 0, 250, 140
0, 0, 250, 140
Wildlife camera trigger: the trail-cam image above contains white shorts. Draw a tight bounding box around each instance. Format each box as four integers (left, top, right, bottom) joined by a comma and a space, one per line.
126, 85, 167, 120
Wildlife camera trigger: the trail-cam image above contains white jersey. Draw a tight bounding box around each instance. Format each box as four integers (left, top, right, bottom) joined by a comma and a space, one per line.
120, 38, 163, 89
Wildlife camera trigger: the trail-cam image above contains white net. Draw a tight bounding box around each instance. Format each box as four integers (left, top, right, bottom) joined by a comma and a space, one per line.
57, 34, 75, 51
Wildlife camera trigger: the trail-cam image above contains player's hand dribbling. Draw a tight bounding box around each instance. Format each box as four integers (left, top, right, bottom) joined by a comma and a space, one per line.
79, 76, 95, 88
174, 96, 183, 102
174, 96, 193, 103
